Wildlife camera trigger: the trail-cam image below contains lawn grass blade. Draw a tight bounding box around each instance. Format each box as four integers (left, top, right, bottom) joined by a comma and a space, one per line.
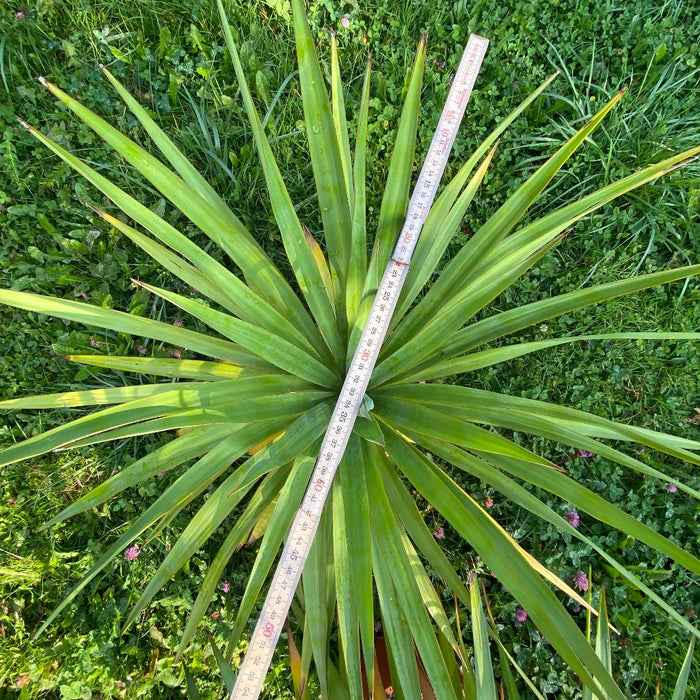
217, 0, 344, 364
133, 280, 338, 387
671, 637, 697, 700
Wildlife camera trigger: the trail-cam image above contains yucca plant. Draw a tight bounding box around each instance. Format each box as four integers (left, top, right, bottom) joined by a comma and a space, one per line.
1, 0, 698, 696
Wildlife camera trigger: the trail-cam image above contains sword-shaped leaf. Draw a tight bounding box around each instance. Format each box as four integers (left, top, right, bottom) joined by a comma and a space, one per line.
390, 90, 626, 347
331, 482, 363, 700
383, 428, 626, 700
34, 421, 281, 638
583, 586, 612, 700
0, 288, 270, 369
329, 33, 353, 210
442, 264, 700, 358
672, 638, 697, 700
417, 435, 700, 640
370, 34, 427, 279
292, 0, 352, 299
371, 539, 423, 699
99, 65, 306, 324
392, 142, 498, 326
302, 508, 332, 697
469, 576, 497, 700
212, 452, 318, 659
345, 56, 372, 333
338, 436, 375, 687
348, 34, 427, 347
0, 375, 306, 467
383, 148, 700, 365
63, 355, 257, 381
36, 78, 318, 339
217, 0, 343, 364
373, 396, 553, 466
125, 402, 333, 631
0, 382, 193, 410
366, 445, 458, 699
390, 383, 700, 498
399, 332, 700, 383
44, 424, 233, 529
20, 120, 321, 349
133, 280, 338, 387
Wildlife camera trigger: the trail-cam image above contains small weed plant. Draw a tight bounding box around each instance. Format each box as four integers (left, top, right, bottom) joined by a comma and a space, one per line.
1, 0, 699, 697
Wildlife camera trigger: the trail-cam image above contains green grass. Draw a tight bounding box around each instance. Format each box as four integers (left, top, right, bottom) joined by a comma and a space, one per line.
1, 0, 698, 696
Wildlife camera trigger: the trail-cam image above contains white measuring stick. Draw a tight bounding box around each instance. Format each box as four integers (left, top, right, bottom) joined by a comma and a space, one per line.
230, 34, 488, 700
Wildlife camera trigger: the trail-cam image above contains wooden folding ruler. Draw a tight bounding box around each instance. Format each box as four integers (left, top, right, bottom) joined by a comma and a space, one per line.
231, 34, 489, 700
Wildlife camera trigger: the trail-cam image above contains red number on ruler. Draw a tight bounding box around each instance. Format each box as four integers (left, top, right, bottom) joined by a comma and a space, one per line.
262, 622, 275, 638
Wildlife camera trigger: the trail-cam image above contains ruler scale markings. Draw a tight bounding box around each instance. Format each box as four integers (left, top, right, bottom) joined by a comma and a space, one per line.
230, 34, 488, 700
